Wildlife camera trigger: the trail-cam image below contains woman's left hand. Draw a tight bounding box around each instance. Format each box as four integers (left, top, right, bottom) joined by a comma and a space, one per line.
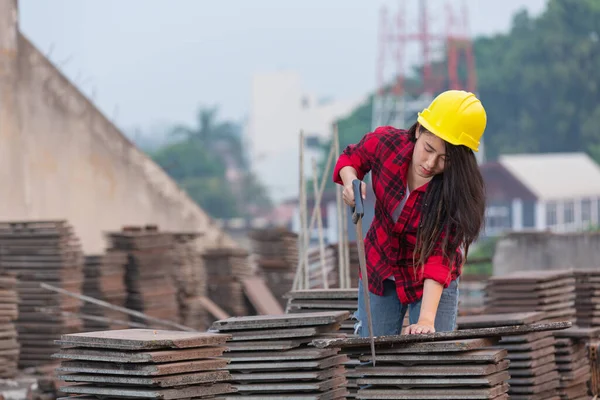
404, 321, 436, 335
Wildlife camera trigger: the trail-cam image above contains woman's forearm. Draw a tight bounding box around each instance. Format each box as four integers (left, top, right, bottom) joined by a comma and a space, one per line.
339, 166, 359, 186
418, 279, 444, 325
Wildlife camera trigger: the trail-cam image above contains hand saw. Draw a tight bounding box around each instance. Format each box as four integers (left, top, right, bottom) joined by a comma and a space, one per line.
351, 179, 376, 365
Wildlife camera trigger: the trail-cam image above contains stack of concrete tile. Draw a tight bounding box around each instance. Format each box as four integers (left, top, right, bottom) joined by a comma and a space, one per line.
484, 269, 577, 323
312, 317, 571, 400
209, 311, 351, 399
81, 251, 128, 331
458, 311, 562, 398
552, 326, 598, 399
282, 289, 413, 396
106, 226, 180, 325
249, 228, 299, 268
324, 243, 360, 289
306, 247, 339, 290
203, 247, 252, 317
171, 233, 208, 331
284, 289, 360, 396
573, 269, 600, 327
284, 289, 358, 335
52, 328, 235, 398
0, 272, 19, 378
249, 228, 298, 308
0, 220, 84, 369
348, 338, 510, 400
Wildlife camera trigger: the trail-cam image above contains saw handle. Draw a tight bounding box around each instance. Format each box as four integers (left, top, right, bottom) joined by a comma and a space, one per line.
351, 179, 364, 224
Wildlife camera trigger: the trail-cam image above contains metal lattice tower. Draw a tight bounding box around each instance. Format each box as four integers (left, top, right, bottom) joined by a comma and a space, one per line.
372, 0, 484, 163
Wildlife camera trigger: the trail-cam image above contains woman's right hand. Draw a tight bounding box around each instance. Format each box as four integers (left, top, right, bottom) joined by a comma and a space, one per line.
343, 180, 366, 207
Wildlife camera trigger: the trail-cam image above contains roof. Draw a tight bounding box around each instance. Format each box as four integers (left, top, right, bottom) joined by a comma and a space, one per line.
498, 152, 600, 201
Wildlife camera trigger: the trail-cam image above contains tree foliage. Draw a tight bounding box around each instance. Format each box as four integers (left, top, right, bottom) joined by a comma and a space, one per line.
476, 0, 600, 160
150, 107, 272, 219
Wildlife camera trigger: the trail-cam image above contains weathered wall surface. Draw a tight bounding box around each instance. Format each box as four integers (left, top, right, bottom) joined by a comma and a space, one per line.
493, 231, 600, 276
0, 5, 237, 253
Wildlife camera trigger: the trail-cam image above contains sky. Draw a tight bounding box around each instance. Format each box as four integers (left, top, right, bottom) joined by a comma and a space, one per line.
19, 0, 548, 139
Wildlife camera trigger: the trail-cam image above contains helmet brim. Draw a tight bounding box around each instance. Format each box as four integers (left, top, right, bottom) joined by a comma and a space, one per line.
417, 113, 479, 152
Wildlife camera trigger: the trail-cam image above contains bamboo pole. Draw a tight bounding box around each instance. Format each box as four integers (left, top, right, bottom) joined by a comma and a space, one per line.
292, 142, 335, 290
301, 133, 310, 289
312, 158, 328, 289
38, 307, 149, 329
292, 131, 309, 290
333, 124, 346, 288
40, 283, 196, 331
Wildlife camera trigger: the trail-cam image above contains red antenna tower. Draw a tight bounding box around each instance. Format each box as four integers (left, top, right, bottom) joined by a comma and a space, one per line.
372, 0, 478, 131
446, 2, 477, 92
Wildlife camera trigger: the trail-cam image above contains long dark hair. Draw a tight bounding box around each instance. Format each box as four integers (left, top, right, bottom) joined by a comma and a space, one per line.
406, 122, 486, 274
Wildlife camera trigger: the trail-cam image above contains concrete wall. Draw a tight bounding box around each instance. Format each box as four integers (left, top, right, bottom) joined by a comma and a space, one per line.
493, 231, 600, 276
0, 3, 237, 253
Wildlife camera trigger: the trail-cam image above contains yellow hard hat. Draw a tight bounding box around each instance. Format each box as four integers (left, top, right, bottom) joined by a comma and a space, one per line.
417, 90, 487, 152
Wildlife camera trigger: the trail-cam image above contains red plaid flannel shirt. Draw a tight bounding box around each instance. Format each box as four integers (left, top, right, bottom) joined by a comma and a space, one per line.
333, 126, 462, 304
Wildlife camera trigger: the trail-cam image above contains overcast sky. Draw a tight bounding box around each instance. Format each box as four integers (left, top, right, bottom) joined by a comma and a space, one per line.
19, 0, 548, 136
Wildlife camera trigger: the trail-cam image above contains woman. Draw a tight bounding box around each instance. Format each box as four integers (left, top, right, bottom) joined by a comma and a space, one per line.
333, 90, 487, 336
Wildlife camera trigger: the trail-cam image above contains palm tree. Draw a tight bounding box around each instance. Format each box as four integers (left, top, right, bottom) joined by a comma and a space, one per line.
170, 106, 248, 169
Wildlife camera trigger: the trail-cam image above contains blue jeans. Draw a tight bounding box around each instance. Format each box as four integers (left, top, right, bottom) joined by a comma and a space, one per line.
354, 278, 459, 337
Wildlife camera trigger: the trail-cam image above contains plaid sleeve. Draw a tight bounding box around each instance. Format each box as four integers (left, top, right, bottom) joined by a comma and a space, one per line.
421, 254, 453, 288
421, 231, 461, 288
332, 127, 384, 185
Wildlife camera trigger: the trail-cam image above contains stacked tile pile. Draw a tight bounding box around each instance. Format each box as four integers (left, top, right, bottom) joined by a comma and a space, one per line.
0, 272, 19, 378
0, 220, 84, 369
106, 226, 180, 325
573, 269, 600, 327
209, 311, 350, 399
52, 328, 235, 398
284, 289, 358, 335
249, 227, 298, 268
81, 251, 128, 331
325, 243, 360, 289
458, 312, 561, 398
306, 246, 338, 289
484, 269, 577, 323
552, 326, 598, 399
203, 247, 252, 317
284, 289, 360, 396
351, 338, 509, 399
313, 317, 571, 400
283, 289, 413, 396
248, 228, 297, 307
171, 232, 208, 330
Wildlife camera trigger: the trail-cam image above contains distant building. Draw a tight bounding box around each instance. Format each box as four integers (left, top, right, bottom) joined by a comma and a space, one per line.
481, 152, 600, 237
244, 70, 366, 203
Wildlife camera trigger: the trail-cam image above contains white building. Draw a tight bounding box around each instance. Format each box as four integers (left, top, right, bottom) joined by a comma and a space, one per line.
480, 152, 600, 237
245, 70, 365, 203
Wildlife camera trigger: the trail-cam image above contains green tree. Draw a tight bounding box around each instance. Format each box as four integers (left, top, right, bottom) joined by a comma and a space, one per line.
171, 106, 248, 168
152, 138, 240, 218
151, 106, 273, 219
475, 0, 600, 160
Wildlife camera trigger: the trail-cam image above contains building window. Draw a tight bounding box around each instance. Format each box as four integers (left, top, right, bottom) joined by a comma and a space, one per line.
485, 206, 511, 231
546, 202, 557, 226
563, 201, 575, 224
582, 198, 592, 226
